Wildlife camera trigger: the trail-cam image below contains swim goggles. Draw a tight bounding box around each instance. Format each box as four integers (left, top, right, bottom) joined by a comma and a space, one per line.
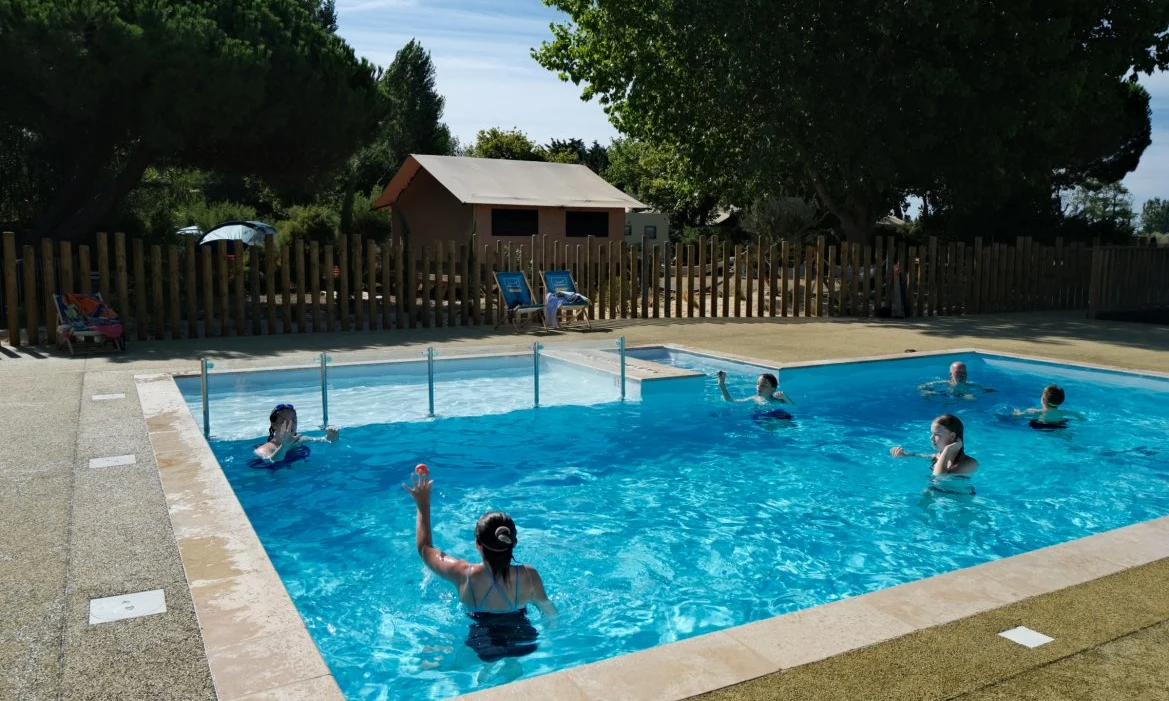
273, 403, 295, 412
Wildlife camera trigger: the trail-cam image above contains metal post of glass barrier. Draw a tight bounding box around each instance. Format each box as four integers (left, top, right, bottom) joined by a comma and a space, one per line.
319, 352, 332, 428
426, 346, 436, 417
532, 342, 543, 408
200, 358, 215, 436
618, 336, 627, 401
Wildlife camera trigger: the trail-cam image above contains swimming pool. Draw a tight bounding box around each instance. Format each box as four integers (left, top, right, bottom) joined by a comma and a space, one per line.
178, 348, 1169, 701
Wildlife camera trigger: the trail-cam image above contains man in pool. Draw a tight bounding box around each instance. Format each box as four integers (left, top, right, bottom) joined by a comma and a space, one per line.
1013, 384, 1084, 429
717, 370, 795, 410
919, 361, 995, 399
253, 403, 339, 463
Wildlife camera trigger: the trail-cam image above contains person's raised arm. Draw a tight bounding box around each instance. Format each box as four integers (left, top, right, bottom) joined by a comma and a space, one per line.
716, 371, 737, 402
403, 471, 469, 585
891, 446, 934, 459
932, 440, 963, 475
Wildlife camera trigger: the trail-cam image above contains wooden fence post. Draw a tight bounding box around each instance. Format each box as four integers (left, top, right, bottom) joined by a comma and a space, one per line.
151, 245, 165, 339
201, 243, 214, 337
697, 236, 707, 318
280, 245, 292, 333
324, 245, 335, 332
21, 243, 39, 345
79, 245, 92, 295
168, 246, 181, 339
233, 244, 245, 336
814, 235, 825, 316
215, 242, 229, 336
446, 240, 457, 328
265, 236, 277, 334
338, 238, 349, 331
42, 239, 57, 344
382, 241, 393, 329
2, 232, 20, 345
310, 241, 322, 332
296, 240, 307, 333
97, 232, 111, 303
352, 233, 364, 332
133, 239, 148, 340
249, 243, 261, 335
114, 233, 128, 336
397, 241, 408, 328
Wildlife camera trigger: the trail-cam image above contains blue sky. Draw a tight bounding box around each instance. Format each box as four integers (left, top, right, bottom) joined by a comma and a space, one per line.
335, 0, 1168, 212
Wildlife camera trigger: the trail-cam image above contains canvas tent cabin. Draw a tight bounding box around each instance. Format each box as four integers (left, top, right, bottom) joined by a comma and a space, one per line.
372, 155, 647, 249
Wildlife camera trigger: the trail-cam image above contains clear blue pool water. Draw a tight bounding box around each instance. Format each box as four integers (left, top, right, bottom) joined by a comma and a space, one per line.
181, 350, 1169, 701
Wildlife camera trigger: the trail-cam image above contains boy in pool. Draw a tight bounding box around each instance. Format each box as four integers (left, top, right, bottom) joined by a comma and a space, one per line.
717, 370, 795, 406
1012, 384, 1084, 429
254, 403, 339, 462
919, 361, 995, 400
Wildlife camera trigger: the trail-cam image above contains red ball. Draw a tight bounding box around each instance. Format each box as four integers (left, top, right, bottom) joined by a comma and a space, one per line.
415, 463, 429, 476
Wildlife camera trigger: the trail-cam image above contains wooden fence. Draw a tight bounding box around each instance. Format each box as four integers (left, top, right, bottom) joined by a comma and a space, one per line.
1088, 245, 1169, 319
0, 230, 1118, 346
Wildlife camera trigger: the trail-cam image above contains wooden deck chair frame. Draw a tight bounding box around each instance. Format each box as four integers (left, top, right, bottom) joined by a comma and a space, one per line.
492, 271, 545, 332
539, 270, 592, 329
53, 292, 126, 356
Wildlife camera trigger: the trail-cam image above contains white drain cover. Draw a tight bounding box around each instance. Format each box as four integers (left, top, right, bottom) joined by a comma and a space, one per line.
92, 393, 126, 401
89, 589, 167, 624
999, 626, 1054, 648
89, 454, 136, 469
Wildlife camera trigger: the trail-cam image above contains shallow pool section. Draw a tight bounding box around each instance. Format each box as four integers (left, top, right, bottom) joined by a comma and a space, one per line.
185, 351, 1169, 701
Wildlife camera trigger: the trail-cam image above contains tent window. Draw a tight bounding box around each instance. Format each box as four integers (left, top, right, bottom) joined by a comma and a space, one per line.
491, 208, 539, 236
566, 211, 609, 238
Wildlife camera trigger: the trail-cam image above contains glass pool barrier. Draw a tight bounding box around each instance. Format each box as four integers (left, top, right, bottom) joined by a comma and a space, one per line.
193, 337, 629, 439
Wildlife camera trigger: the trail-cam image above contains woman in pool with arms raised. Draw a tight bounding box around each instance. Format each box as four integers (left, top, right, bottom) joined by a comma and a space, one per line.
404, 465, 557, 663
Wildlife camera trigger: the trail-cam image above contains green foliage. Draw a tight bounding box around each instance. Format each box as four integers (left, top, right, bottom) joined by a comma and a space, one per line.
1067, 180, 1137, 242
351, 40, 454, 192
1140, 197, 1169, 236
465, 128, 546, 161
277, 205, 340, 246
741, 195, 825, 244
604, 138, 722, 229
0, 0, 385, 240
349, 189, 393, 242
535, 0, 1169, 242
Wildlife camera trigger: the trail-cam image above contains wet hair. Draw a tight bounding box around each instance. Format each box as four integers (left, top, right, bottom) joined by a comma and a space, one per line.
933, 414, 967, 460
268, 405, 298, 441
1042, 384, 1065, 406
475, 512, 518, 583
759, 373, 779, 390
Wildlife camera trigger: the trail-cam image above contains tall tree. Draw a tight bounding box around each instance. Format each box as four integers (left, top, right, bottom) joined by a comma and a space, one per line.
1068, 180, 1137, 239
465, 128, 546, 161
1140, 197, 1169, 236
535, 1, 1169, 243
0, 0, 384, 240
351, 40, 453, 191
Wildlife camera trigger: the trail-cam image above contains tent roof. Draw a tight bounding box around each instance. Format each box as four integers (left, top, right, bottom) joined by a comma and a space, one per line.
372, 155, 647, 210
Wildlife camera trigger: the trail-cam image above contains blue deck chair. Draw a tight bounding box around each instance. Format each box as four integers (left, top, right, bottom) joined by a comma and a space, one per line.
493, 271, 545, 331
540, 270, 592, 329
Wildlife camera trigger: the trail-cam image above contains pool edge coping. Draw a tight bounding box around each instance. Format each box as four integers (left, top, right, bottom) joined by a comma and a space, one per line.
139, 345, 1169, 701
135, 372, 346, 701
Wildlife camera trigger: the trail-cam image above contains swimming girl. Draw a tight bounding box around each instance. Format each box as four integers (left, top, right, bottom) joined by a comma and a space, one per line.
403, 467, 556, 663
891, 414, 978, 492
253, 403, 339, 463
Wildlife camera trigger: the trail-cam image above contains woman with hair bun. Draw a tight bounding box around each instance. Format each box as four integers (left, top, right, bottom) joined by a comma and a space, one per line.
403, 466, 556, 662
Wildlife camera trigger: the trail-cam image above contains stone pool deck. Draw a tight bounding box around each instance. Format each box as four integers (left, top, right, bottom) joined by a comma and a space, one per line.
0, 310, 1166, 700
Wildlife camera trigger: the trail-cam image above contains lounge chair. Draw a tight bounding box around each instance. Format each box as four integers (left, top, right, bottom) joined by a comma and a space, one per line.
493, 271, 545, 332
540, 270, 592, 329
54, 293, 126, 355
